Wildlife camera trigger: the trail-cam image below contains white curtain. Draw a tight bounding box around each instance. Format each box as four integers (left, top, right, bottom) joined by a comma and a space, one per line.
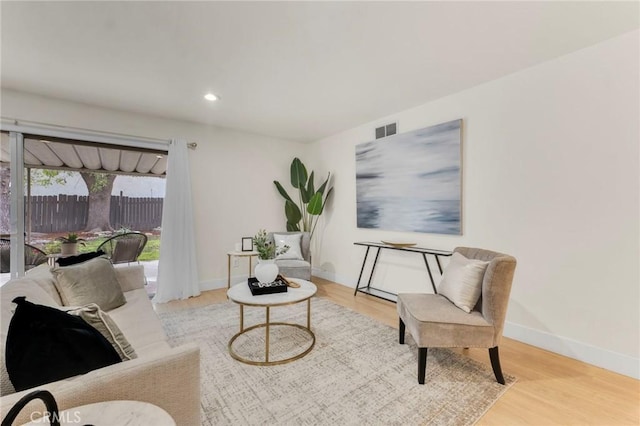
153, 139, 200, 303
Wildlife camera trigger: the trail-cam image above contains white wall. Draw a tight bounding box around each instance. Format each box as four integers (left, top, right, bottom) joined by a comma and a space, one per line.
309, 30, 640, 378
0, 89, 307, 288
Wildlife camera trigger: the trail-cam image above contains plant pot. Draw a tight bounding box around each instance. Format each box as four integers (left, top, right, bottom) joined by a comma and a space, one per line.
255, 258, 279, 284
60, 242, 78, 256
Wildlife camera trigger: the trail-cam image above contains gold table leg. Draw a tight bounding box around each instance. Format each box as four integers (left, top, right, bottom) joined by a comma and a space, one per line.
265, 307, 270, 363
228, 300, 316, 366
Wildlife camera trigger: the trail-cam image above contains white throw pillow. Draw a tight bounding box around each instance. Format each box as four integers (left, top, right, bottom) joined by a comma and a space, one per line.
438, 252, 489, 313
274, 233, 304, 260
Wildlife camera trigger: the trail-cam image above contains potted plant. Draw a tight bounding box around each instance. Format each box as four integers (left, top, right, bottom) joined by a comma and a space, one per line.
57, 232, 86, 256
273, 158, 333, 239
252, 229, 288, 283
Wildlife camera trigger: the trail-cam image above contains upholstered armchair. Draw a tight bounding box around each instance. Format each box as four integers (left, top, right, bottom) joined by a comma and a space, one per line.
397, 247, 517, 384
267, 232, 311, 281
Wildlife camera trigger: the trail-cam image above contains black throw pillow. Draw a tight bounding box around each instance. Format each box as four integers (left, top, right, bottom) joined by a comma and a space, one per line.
5, 297, 121, 392
57, 250, 105, 267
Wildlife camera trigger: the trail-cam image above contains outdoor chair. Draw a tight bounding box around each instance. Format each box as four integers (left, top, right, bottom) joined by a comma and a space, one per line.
0, 238, 49, 273
97, 232, 148, 265
397, 246, 517, 385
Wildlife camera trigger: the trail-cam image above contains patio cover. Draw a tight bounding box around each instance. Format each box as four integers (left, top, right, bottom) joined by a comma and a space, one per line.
0, 132, 167, 176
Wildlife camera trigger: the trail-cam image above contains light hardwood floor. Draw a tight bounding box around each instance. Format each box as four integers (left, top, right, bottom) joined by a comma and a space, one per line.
154, 277, 640, 425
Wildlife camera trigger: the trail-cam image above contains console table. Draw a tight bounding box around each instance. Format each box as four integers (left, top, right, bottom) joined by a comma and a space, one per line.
353, 242, 452, 302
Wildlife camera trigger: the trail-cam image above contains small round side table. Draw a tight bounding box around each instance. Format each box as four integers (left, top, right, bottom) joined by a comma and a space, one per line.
226, 250, 258, 288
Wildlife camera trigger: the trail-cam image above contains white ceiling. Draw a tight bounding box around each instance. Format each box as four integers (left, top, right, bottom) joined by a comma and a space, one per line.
1, 1, 638, 142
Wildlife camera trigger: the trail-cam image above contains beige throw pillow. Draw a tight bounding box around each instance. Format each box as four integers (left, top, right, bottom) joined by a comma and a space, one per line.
51, 256, 126, 311
438, 252, 489, 313
65, 303, 137, 361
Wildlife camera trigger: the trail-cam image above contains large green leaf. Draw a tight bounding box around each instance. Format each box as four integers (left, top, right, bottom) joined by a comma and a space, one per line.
317, 172, 331, 195
301, 171, 314, 203
273, 180, 293, 203
307, 192, 323, 215
285, 199, 302, 224
319, 187, 334, 214
286, 222, 300, 231
290, 158, 308, 189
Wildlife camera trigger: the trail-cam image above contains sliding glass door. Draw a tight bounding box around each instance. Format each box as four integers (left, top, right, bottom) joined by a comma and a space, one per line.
0, 131, 26, 281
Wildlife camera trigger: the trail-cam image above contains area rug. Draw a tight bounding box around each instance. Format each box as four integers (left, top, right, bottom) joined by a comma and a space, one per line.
159, 298, 515, 426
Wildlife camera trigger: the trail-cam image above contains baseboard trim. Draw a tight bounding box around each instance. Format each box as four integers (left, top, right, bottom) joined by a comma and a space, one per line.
199, 274, 251, 291
503, 321, 639, 379
312, 267, 356, 288
313, 267, 640, 380
199, 279, 224, 292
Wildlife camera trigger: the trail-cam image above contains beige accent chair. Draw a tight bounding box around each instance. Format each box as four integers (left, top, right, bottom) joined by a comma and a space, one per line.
267, 232, 311, 281
397, 247, 517, 384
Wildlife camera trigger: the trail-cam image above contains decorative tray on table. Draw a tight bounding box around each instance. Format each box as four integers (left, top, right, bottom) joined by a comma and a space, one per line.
248, 277, 288, 295
381, 241, 417, 248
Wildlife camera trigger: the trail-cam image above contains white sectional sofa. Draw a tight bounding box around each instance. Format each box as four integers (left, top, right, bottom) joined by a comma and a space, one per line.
0, 263, 200, 426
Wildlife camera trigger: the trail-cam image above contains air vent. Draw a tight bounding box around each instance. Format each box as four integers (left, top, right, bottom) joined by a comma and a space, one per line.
375, 122, 397, 139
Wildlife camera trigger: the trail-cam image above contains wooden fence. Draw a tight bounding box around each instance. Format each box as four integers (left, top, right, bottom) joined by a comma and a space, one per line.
27, 195, 163, 233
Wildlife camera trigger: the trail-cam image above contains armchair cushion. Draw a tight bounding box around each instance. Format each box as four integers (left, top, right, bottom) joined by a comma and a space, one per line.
438, 252, 489, 313
397, 293, 493, 348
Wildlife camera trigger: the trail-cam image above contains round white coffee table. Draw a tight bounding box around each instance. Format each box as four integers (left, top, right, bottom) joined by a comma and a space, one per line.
227, 278, 317, 366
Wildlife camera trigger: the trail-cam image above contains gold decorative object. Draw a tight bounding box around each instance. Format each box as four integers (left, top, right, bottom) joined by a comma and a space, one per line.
381, 241, 417, 248
277, 275, 300, 288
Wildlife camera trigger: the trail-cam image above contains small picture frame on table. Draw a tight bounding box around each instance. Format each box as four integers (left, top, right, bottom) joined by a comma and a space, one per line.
241, 237, 253, 252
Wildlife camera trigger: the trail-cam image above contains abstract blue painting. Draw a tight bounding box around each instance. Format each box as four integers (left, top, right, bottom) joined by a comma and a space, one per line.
356, 119, 462, 235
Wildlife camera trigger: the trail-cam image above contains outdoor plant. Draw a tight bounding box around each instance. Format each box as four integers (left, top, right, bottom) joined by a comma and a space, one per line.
56, 232, 86, 246
115, 226, 132, 234
273, 158, 333, 238
253, 229, 289, 260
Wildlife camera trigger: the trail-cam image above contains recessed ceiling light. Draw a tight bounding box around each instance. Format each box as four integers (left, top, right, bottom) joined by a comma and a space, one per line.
204, 93, 218, 101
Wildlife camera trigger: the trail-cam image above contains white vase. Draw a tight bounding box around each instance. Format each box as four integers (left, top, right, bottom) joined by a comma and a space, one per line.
255, 258, 279, 284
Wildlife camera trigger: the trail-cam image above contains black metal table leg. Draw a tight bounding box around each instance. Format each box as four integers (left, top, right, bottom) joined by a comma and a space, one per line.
422, 253, 437, 294
354, 246, 371, 296
435, 255, 443, 274
366, 248, 382, 290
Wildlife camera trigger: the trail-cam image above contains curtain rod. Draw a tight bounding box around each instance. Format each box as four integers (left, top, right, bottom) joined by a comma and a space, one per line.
1, 117, 198, 149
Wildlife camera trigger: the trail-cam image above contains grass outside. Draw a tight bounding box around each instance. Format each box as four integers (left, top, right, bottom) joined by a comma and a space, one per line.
43, 235, 161, 261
